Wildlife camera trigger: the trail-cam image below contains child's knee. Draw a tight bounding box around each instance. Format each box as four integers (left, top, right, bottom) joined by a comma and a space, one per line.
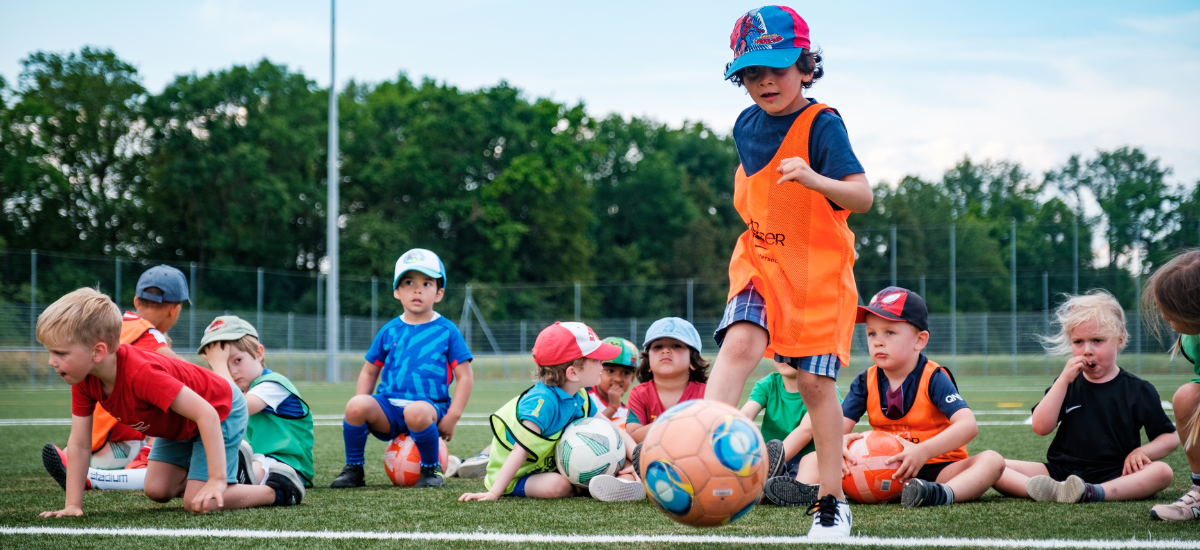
721, 323, 767, 359
1148, 461, 1174, 487
403, 401, 437, 429
344, 396, 377, 421
144, 485, 174, 503
547, 474, 575, 498
978, 450, 1005, 469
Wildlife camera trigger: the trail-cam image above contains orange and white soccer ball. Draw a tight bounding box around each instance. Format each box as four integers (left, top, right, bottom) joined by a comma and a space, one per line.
383, 434, 449, 486
638, 400, 767, 528
841, 430, 906, 503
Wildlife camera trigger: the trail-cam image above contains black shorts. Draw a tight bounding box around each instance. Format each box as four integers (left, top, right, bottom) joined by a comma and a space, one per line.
1043, 462, 1122, 484
916, 461, 956, 482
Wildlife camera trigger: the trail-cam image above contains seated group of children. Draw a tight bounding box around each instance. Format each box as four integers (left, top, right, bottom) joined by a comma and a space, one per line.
36, 249, 1200, 526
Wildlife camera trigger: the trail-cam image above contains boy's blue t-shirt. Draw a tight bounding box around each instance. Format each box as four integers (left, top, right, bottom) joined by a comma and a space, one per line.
365, 312, 472, 414
842, 355, 968, 421
511, 381, 596, 441
733, 98, 865, 210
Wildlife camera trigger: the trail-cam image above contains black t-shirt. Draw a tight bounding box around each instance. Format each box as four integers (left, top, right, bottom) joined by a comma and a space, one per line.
1037, 369, 1175, 472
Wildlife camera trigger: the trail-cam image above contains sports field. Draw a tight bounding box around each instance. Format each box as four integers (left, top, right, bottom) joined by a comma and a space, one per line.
1, 373, 1198, 549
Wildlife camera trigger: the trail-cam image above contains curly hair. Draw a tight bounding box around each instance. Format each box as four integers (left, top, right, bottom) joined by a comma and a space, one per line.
728, 48, 824, 89
1040, 290, 1127, 357
635, 347, 710, 384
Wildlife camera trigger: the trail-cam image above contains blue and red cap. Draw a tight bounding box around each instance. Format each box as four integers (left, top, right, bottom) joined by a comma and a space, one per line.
724, 6, 811, 80
855, 287, 929, 332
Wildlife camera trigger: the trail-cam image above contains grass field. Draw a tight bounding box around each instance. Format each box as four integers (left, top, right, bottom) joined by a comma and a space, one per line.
2, 373, 1199, 548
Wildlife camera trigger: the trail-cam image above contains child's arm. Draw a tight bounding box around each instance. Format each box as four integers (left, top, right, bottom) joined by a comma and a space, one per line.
169, 387, 228, 513
739, 401, 763, 420
887, 408, 979, 481
627, 421, 651, 443
777, 160, 872, 213
154, 346, 183, 360
781, 415, 813, 461
459, 420, 541, 502
200, 343, 233, 385
39, 414, 93, 517
439, 361, 474, 442
1124, 432, 1180, 475
355, 361, 382, 395
1032, 357, 1086, 436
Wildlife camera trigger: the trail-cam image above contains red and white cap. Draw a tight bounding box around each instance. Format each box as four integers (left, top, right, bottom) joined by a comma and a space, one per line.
532, 321, 622, 366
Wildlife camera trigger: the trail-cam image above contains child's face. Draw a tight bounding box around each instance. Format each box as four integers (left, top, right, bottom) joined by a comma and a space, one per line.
573, 358, 603, 388
740, 64, 812, 116
226, 344, 266, 393
393, 272, 444, 315
773, 361, 798, 379
46, 342, 101, 385
598, 364, 636, 395
647, 337, 693, 379
1070, 319, 1122, 381
864, 315, 928, 372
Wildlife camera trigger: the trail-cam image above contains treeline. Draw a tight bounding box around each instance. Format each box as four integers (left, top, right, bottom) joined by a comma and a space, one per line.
0, 48, 1195, 319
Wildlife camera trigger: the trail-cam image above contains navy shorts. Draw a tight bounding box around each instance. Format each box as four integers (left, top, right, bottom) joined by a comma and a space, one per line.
714, 283, 842, 379
916, 461, 956, 482
369, 395, 446, 441
508, 474, 532, 497
1044, 462, 1122, 485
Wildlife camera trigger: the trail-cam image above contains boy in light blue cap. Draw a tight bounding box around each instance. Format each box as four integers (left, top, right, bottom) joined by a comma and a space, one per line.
330, 248, 474, 489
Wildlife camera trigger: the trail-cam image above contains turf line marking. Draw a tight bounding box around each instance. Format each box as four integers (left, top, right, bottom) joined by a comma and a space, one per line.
1, 526, 1195, 548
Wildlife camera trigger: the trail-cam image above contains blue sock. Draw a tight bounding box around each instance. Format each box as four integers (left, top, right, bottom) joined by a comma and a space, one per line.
411, 424, 441, 468
343, 420, 369, 466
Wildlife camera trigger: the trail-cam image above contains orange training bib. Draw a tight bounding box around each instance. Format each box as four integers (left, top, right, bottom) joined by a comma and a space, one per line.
865, 360, 968, 464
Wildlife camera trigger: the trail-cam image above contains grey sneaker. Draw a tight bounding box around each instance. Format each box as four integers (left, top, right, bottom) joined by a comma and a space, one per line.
1027, 474, 1085, 503
236, 440, 255, 485
456, 453, 489, 479
765, 439, 785, 478
1150, 486, 1200, 521
414, 464, 444, 488
589, 474, 646, 502
444, 455, 462, 478
762, 476, 819, 507
632, 442, 642, 475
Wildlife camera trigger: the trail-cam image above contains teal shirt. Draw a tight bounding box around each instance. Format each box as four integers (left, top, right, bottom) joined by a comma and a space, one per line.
508, 381, 596, 444
748, 372, 842, 458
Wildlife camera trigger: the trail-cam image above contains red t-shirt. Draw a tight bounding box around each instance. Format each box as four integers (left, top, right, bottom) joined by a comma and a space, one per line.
627, 380, 706, 426
71, 344, 233, 440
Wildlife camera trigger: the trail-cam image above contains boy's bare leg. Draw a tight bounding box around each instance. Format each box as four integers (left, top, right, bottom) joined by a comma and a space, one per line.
520, 473, 577, 499
993, 459, 1049, 498
1101, 462, 1174, 501
798, 371, 845, 501
143, 460, 188, 503
795, 452, 820, 484
705, 322, 768, 406
933, 450, 1005, 502
344, 395, 393, 434
182, 479, 274, 513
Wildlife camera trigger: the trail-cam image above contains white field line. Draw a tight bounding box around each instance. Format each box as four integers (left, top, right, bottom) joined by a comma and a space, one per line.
0, 526, 1196, 549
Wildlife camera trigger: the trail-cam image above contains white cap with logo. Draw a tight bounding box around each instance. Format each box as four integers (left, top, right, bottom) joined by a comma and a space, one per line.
393, 248, 446, 289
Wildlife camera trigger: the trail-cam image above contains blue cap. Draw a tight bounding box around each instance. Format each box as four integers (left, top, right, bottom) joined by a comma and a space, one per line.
643, 317, 702, 354
393, 248, 446, 289
136, 265, 190, 304
724, 6, 811, 80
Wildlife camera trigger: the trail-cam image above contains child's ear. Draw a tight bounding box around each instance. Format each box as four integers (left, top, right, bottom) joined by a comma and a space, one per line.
433, 287, 445, 303
393, 287, 403, 300
565, 366, 581, 382
92, 341, 110, 363
914, 330, 930, 351
256, 344, 266, 361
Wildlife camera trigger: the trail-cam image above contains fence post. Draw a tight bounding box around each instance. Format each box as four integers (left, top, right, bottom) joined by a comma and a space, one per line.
371, 276, 378, 336
1073, 219, 1079, 295
982, 312, 988, 376
950, 224, 956, 369
1043, 271, 1049, 375
257, 267, 264, 333
687, 278, 694, 323
30, 249, 37, 388
919, 275, 925, 299
287, 312, 294, 378
115, 257, 122, 310
1011, 220, 1017, 375
890, 225, 897, 287
520, 321, 526, 353
344, 315, 351, 351
574, 282, 581, 322
316, 274, 324, 347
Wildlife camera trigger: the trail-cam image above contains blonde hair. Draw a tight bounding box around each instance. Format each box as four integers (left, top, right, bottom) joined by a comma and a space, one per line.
1042, 290, 1127, 357
536, 358, 586, 387
36, 288, 121, 351
1143, 250, 1200, 450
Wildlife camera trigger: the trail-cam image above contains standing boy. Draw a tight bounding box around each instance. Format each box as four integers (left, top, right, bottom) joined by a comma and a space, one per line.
331, 248, 473, 488
706, 5, 872, 538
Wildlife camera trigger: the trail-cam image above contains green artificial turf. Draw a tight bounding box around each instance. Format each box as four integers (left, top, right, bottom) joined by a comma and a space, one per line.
1, 375, 1198, 549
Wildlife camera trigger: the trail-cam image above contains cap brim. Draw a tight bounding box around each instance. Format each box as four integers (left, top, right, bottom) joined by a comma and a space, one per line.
724, 48, 803, 79
586, 342, 622, 362
394, 267, 444, 287
855, 305, 906, 324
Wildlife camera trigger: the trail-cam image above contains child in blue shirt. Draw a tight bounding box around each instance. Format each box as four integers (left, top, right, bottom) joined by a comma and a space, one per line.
331, 248, 473, 488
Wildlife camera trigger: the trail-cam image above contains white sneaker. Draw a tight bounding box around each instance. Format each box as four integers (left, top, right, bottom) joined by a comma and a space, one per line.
445, 455, 462, 478
588, 475, 646, 502
237, 440, 256, 485
1027, 475, 1084, 503
457, 453, 489, 479
807, 495, 852, 539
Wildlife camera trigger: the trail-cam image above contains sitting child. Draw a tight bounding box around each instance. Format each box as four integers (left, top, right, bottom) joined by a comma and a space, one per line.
459, 322, 640, 502
625, 318, 710, 444
787, 287, 1005, 508
38, 289, 300, 518
199, 316, 314, 491
331, 248, 473, 488
994, 290, 1177, 503
589, 337, 638, 431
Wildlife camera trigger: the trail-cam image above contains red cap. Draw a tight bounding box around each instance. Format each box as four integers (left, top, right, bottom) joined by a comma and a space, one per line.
532, 322, 622, 366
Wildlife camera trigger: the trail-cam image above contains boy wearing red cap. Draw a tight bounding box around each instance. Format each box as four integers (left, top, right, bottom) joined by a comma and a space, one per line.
459, 322, 640, 502
706, 5, 873, 538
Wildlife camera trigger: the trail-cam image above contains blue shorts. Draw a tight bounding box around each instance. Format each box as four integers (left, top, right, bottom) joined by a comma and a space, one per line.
505, 474, 532, 497
715, 283, 842, 379
369, 395, 446, 441
148, 378, 247, 482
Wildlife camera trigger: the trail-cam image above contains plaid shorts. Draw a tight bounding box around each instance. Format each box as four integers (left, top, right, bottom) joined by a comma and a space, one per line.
714, 283, 841, 379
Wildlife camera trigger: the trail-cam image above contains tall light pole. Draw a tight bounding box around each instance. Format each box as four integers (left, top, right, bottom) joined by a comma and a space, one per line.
325, 0, 340, 382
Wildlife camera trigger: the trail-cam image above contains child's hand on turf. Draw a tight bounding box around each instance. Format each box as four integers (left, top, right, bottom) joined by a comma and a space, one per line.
886, 443, 932, 482
39, 505, 83, 518
1061, 356, 1090, 384
190, 479, 227, 513
777, 157, 819, 189
1123, 447, 1153, 475
459, 491, 499, 502
438, 412, 459, 442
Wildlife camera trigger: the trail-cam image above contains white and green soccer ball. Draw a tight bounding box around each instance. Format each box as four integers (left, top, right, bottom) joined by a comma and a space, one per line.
555, 416, 625, 488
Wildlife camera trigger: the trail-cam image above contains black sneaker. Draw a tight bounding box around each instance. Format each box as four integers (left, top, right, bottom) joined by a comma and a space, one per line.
632, 442, 642, 475
330, 464, 365, 488
413, 464, 444, 488
236, 440, 254, 485
765, 439, 785, 478
41, 443, 68, 490
902, 478, 945, 507
265, 464, 305, 506
762, 476, 819, 507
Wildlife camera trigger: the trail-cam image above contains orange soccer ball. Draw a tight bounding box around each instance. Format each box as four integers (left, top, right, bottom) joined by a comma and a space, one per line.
638, 400, 767, 528
383, 433, 449, 486
841, 430, 907, 503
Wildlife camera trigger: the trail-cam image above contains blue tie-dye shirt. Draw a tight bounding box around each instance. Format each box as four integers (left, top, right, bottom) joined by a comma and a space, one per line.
365, 313, 472, 414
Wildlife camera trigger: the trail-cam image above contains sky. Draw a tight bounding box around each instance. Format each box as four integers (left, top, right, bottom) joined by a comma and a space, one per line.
2, 0, 1198, 188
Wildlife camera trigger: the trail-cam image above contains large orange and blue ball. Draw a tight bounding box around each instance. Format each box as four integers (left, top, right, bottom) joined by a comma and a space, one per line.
384, 434, 449, 487
638, 400, 767, 528
841, 430, 907, 503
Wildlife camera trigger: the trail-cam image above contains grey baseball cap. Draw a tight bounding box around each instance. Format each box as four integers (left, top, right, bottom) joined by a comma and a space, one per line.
643, 317, 703, 354
136, 265, 190, 304
198, 315, 258, 354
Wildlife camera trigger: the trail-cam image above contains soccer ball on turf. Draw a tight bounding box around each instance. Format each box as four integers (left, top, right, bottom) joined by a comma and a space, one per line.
638, 400, 767, 528
90, 440, 145, 470
841, 430, 906, 503
555, 416, 625, 488
383, 433, 449, 486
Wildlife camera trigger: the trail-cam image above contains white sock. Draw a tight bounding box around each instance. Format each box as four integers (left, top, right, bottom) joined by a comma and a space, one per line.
87, 467, 147, 490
